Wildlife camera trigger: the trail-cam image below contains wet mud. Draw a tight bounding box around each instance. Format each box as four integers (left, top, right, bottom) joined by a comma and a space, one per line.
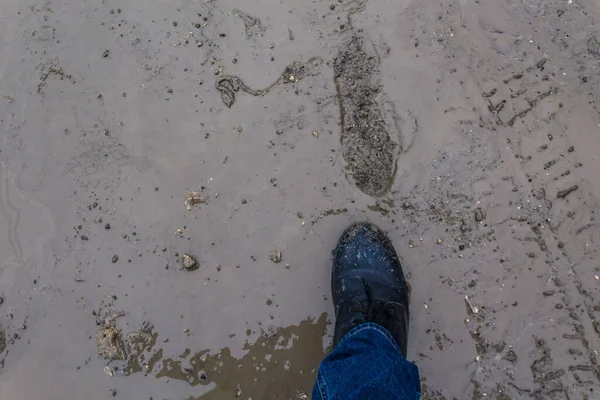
2, 0, 600, 399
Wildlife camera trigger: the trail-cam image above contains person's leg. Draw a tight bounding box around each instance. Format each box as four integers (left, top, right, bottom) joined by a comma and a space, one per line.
313, 223, 421, 400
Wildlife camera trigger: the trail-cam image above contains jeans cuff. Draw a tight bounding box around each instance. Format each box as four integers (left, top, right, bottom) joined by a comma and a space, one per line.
336, 322, 405, 358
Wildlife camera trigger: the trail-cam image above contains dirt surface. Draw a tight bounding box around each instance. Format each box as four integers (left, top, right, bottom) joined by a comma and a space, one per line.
1, 0, 600, 399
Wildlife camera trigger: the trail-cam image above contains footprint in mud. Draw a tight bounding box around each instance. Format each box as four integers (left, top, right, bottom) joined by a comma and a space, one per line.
333, 36, 399, 197
215, 57, 323, 108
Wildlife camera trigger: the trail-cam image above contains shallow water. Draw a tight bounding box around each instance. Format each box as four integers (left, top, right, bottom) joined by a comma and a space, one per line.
1, 0, 600, 398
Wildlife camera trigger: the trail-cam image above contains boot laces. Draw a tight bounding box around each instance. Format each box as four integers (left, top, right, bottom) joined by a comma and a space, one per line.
351, 278, 405, 333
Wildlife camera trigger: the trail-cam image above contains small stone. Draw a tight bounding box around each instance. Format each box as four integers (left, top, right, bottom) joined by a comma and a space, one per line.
505, 350, 518, 363
102, 50, 110, 58
312, 131, 319, 138
268, 250, 282, 263
112, 255, 119, 263
182, 254, 199, 270
474, 207, 486, 222
110, 389, 117, 397
185, 191, 208, 210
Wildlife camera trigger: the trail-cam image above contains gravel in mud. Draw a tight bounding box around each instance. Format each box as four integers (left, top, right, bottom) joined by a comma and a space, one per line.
2, 0, 600, 399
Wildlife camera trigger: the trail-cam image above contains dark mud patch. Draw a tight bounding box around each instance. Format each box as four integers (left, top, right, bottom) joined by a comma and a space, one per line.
216, 57, 323, 107
333, 36, 398, 197
154, 314, 328, 399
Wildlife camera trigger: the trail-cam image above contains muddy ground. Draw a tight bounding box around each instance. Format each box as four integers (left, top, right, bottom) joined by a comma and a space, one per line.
1, 0, 600, 399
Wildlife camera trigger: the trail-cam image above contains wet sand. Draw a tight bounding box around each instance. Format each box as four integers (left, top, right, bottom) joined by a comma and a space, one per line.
1, 0, 600, 399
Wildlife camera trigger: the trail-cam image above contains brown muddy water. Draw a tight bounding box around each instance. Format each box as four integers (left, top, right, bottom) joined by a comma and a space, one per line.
1, 0, 600, 399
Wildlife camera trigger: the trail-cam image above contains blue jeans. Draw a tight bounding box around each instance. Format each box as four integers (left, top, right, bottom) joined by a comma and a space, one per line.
313, 323, 421, 399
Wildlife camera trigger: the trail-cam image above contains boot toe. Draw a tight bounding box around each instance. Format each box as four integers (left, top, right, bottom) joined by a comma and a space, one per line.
332, 223, 407, 302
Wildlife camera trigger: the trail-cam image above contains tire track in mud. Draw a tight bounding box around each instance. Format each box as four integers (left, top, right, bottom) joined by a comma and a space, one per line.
488, 59, 600, 400
386, 1, 600, 398
475, 6, 600, 400
481, 3, 600, 398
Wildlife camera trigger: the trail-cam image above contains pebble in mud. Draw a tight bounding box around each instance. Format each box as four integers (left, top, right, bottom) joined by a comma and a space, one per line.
185, 191, 208, 210
102, 50, 110, 58
268, 250, 283, 263
474, 207, 486, 222
182, 254, 199, 271
111, 255, 119, 263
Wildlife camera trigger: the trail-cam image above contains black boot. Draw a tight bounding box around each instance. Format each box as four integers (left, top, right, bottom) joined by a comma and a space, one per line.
331, 222, 410, 356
